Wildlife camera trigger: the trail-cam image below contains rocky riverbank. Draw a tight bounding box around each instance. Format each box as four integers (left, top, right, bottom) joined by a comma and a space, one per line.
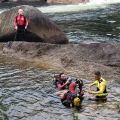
1, 42, 120, 81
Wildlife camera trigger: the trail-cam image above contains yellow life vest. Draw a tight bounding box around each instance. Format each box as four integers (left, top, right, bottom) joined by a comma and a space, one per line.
90, 78, 108, 97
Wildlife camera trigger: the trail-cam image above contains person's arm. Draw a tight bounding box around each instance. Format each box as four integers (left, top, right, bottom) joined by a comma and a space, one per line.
57, 81, 69, 90
89, 80, 98, 87
25, 17, 28, 29
89, 83, 106, 94
88, 80, 98, 91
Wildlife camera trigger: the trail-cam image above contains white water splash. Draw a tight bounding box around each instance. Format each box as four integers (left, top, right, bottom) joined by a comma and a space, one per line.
0, 10, 3, 14
0, 9, 6, 14
38, 0, 120, 13
91, 0, 120, 4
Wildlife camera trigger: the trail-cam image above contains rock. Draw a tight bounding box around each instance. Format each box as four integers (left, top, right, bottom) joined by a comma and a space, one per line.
0, 1, 47, 8
1, 0, 46, 2
10, 0, 46, 1
47, 0, 89, 4
1, 0, 9, 2
1, 42, 120, 80
0, 5, 68, 44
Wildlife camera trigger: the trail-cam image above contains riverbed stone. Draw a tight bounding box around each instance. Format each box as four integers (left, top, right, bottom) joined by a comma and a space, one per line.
0, 5, 68, 44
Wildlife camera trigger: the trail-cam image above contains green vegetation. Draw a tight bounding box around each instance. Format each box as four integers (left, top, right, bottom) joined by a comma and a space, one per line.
72, 112, 78, 120
0, 103, 8, 120
0, 103, 7, 111
116, 104, 120, 113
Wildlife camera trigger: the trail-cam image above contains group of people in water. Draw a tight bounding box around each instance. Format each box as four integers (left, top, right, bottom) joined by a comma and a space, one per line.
11, 9, 108, 108
54, 71, 108, 108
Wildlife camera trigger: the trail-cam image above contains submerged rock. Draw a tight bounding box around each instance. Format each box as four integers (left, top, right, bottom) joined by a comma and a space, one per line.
1, 42, 120, 80
0, 5, 68, 44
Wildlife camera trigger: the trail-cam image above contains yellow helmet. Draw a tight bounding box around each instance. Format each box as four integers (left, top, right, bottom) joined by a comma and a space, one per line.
73, 97, 80, 107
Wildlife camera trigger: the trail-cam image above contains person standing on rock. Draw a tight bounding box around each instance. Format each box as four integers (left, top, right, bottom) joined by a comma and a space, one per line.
14, 8, 28, 41
88, 71, 108, 100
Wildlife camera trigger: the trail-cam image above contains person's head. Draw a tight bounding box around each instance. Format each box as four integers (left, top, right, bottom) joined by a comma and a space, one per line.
76, 79, 83, 88
18, 9, 24, 15
59, 73, 66, 80
94, 71, 101, 81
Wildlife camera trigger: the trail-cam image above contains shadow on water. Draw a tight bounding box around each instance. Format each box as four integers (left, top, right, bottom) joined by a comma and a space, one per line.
0, 55, 119, 120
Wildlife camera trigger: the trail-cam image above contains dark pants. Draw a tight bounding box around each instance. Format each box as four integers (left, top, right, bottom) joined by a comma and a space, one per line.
16, 25, 25, 41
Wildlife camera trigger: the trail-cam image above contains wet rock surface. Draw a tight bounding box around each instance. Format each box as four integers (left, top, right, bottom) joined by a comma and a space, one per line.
0, 5, 68, 44
1, 42, 120, 80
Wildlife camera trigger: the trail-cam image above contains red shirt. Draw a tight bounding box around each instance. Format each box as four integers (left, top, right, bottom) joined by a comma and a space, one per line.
14, 15, 28, 28
69, 82, 77, 94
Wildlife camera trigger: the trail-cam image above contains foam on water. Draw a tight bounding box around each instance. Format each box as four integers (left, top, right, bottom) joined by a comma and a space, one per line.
38, 0, 120, 13
0, 9, 6, 14
0, 10, 3, 14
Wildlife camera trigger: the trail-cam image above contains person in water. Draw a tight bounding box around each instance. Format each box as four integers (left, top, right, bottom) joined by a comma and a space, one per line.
54, 73, 71, 90
61, 79, 84, 108
88, 71, 108, 99
14, 9, 28, 41
54, 73, 71, 97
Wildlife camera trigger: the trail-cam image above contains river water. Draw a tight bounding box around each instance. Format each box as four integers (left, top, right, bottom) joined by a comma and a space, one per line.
38, 0, 120, 43
0, 0, 120, 120
0, 56, 73, 120
0, 55, 119, 120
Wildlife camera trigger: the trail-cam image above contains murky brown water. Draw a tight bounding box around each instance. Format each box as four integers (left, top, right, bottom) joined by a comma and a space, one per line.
0, 55, 73, 120
0, 55, 119, 120
77, 79, 120, 120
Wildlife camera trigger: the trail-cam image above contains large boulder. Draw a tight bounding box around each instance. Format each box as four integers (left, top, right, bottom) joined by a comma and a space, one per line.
47, 0, 89, 4
1, 0, 47, 3
0, 5, 68, 44
9, 0, 46, 1
1, 42, 120, 80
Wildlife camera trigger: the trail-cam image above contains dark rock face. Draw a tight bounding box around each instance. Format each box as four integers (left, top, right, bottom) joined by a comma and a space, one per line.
1, 0, 46, 3
0, 5, 68, 44
72, 43, 120, 67
10, 0, 46, 1
0, 1, 47, 8
0, 0, 9, 2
